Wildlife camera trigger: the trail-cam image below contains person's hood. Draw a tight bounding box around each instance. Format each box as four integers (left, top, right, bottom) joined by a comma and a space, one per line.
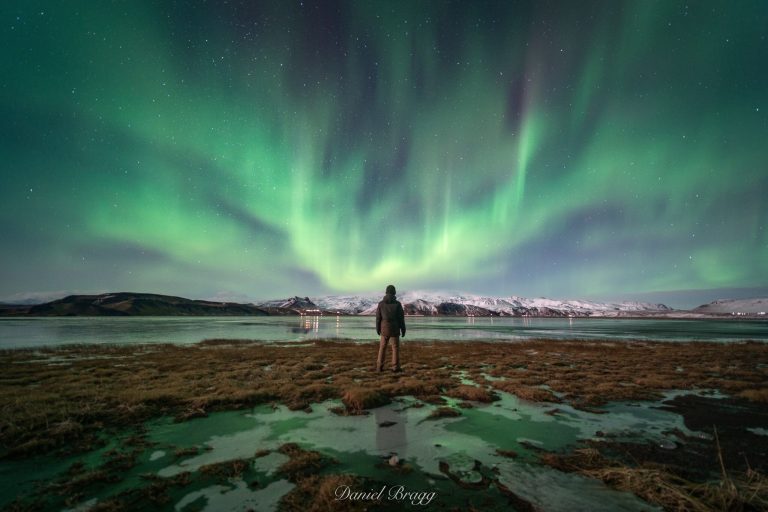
382, 293, 396, 303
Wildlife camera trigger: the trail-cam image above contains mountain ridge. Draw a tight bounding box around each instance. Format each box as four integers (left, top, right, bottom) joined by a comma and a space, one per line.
307, 292, 672, 317
1, 292, 766, 317
692, 298, 768, 315
0, 292, 284, 317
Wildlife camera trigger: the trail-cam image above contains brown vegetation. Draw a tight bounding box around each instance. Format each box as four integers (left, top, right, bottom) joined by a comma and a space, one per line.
540, 445, 768, 511
274, 443, 390, 511
426, 407, 462, 420
340, 388, 390, 414
279, 473, 379, 512
491, 381, 562, 403
1, 338, 767, 460
277, 442, 337, 481
447, 384, 500, 403
199, 458, 249, 479
737, 388, 768, 403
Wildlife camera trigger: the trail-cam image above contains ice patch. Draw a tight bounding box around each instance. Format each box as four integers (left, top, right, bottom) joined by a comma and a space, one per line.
158, 424, 273, 477
251, 451, 289, 476
61, 498, 98, 512
516, 437, 544, 447
149, 450, 165, 461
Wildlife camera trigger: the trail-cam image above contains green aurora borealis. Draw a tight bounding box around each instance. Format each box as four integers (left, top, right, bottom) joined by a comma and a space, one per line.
1, 1, 766, 306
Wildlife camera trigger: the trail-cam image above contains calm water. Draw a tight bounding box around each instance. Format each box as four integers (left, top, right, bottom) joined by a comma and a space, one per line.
0, 316, 766, 348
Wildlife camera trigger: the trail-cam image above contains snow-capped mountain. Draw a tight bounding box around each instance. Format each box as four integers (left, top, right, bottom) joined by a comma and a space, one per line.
258, 296, 320, 310
311, 295, 379, 314
262, 292, 671, 317
693, 298, 768, 315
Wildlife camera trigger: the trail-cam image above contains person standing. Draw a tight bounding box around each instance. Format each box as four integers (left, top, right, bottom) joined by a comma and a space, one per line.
376, 284, 406, 372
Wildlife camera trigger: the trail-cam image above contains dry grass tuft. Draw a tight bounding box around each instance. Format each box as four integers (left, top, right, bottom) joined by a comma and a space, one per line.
492, 381, 561, 403
279, 473, 376, 512
277, 443, 337, 481
198, 458, 248, 479
737, 388, 768, 403
341, 388, 390, 413
540, 446, 768, 511
447, 384, 499, 403
426, 407, 462, 420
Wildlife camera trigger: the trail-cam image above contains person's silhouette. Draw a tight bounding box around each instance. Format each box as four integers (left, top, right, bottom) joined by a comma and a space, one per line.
375, 284, 406, 372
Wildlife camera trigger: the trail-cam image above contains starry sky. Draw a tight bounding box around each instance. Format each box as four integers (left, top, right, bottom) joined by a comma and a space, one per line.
1, 1, 766, 308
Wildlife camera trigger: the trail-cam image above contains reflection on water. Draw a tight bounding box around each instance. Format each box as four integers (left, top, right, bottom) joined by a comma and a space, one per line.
373, 406, 407, 459
1, 389, 688, 511
0, 315, 766, 348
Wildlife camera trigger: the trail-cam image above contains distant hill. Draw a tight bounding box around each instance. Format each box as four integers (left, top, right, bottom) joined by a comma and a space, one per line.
0, 292, 286, 317
693, 298, 768, 315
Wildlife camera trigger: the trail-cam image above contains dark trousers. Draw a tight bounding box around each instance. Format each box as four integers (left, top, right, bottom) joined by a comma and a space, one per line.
376, 335, 400, 370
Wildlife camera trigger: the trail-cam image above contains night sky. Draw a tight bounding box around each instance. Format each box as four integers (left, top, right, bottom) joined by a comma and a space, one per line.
1, 1, 766, 307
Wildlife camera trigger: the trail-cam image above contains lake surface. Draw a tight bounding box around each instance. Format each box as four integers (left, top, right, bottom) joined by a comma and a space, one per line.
0, 316, 766, 348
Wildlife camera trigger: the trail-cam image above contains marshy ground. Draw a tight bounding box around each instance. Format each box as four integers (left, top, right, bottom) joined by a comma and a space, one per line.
1, 339, 767, 511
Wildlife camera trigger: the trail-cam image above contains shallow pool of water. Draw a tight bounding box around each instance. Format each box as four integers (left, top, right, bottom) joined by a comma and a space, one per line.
1, 386, 721, 511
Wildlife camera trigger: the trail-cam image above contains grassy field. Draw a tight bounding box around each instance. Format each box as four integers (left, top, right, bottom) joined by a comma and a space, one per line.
1, 339, 767, 510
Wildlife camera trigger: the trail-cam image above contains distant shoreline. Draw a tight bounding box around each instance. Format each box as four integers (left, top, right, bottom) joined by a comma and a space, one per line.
1, 291, 766, 319
1, 311, 766, 320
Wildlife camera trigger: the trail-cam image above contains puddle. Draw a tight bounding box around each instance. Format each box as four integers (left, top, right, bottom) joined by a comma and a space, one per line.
1, 389, 718, 510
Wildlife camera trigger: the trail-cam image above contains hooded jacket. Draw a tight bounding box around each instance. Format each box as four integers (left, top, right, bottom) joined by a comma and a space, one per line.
376, 293, 406, 337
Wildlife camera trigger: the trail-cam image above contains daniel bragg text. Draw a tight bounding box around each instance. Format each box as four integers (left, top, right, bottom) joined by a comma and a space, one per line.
335, 485, 437, 506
